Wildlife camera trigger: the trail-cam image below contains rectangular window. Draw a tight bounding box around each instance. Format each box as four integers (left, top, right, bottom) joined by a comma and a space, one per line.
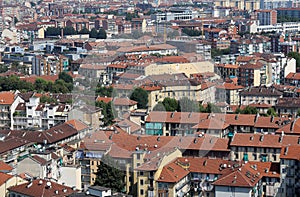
140, 179, 144, 185
140, 189, 144, 195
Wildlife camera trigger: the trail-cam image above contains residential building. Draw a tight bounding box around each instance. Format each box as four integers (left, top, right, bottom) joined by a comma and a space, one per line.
13, 96, 70, 130
68, 105, 103, 129
238, 62, 270, 87
216, 83, 244, 105
8, 179, 78, 197
240, 86, 283, 106
96, 96, 137, 115
285, 72, 300, 86
230, 133, 300, 162
0, 172, 26, 197
79, 64, 107, 79
65, 18, 90, 32
256, 10, 277, 25
0, 91, 23, 129
280, 145, 300, 196
275, 97, 300, 115
151, 8, 197, 23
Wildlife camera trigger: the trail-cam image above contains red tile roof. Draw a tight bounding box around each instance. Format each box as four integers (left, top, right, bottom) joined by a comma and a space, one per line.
276, 118, 300, 135
286, 72, 300, 80
0, 172, 13, 186
8, 179, 77, 197
0, 91, 15, 105
0, 161, 13, 172
192, 117, 230, 130
281, 145, 300, 160
230, 133, 300, 148
66, 119, 89, 131
213, 165, 261, 188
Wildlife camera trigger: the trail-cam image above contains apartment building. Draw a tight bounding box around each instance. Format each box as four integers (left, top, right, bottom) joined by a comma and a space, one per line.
13, 96, 70, 130
216, 82, 244, 105
151, 8, 197, 23
230, 133, 300, 162
238, 62, 270, 87
256, 10, 277, 25
280, 145, 300, 196
0, 91, 23, 130
32, 54, 68, 76
275, 97, 300, 115
146, 111, 291, 136
240, 86, 283, 106
285, 72, 300, 86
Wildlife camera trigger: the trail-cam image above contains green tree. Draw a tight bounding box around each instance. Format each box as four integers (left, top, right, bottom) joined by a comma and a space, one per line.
241, 106, 258, 114
89, 28, 98, 38
182, 28, 201, 37
297, 109, 300, 117
130, 88, 148, 109
59, 72, 73, 84
211, 48, 231, 58
96, 86, 114, 97
0, 65, 8, 73
96, 101, 116, 126
162, 97, 178, 111
78, 28, 89, 34
267, 108, 277, 116
40, 95, 57, 103
125, 12, 139, 21
97, 28, 107, 39
178, 97, 199, 112
45, 27, 61, 37
94, 155, 125, 193
153, 102, 166, 111
205, 103, 221, 113
63, 26, 76, 35
235, 107, 243, 114
199, 103, 206, 112
34, 78, 48, 92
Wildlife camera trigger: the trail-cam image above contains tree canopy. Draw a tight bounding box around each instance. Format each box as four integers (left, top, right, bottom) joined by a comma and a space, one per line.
235, 106, 258, 114
267, 108, 277, 117
95, 101, 115, 126
130, 88, 148, 109
0, 75, 73, 93
97, 28, 107, 39
94, 155, 126, 193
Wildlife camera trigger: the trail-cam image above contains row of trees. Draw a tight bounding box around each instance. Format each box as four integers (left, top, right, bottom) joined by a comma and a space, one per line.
0, 72, 73, 93
182, 28, 202, 37
45, 27, 107, 39
153, 97, 222, 113
95, 86, 149, 109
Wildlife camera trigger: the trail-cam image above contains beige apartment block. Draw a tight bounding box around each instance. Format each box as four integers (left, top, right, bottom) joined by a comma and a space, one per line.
144, 61, 214, 77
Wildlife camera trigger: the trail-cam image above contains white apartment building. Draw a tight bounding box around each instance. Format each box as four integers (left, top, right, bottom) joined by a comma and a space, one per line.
13, 96, 70, 130
251, 21, 300, 33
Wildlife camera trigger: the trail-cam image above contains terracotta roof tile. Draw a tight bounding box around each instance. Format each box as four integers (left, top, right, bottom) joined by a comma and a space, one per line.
0, 91, 15, 105
281, 145, 300, 160
0, 172, 13, 186
8, 179, 77, 196
0, 161, 13, 172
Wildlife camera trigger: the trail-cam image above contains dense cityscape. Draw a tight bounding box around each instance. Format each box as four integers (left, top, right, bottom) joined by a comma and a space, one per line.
1, 0, 300, 196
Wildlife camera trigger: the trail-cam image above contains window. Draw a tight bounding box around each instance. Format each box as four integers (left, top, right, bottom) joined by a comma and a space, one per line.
140, 179, 144, 185
140, 189, 144, 195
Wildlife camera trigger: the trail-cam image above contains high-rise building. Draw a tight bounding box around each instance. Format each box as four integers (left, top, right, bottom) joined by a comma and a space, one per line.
256, 10, 277, 25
